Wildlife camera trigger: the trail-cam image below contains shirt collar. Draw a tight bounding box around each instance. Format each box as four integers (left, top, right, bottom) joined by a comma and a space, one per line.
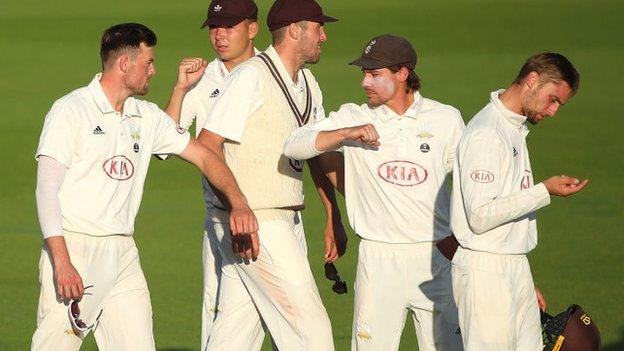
490, 89, 526, 128
87, 73, 141, 118
372, 91, 423, 122
264, 45, 306, 91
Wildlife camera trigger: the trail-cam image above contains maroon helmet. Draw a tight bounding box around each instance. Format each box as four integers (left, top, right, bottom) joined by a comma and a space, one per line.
541, 304, 601, 351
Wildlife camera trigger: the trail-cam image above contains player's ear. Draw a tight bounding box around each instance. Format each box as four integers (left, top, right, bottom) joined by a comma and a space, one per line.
287, 22, 301, 41
397, 67, 409, 82
248, 20, 259, 40
118, 54, 130, 73
525, 71, 540, 90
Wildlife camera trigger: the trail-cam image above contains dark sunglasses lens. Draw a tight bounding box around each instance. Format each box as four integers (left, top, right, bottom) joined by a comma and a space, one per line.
324, 262, 338, 280
332, 280, 347, 294
75, 318, 87, 329
70, 301, 80, 318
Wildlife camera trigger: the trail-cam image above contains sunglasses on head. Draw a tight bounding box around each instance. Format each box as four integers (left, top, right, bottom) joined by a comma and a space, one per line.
324, 262, 347, 295
68, 285, 100, 334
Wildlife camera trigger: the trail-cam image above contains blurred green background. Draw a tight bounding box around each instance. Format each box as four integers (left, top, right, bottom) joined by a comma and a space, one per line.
1, 0, 623, 349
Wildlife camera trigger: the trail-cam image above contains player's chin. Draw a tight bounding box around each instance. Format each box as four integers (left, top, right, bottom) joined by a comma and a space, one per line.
135, 86, 149, 96
366, 96, 382, 107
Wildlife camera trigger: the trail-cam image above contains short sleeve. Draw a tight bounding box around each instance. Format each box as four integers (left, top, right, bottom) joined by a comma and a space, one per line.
201, 64, 263, 143
36, 101, 77, 167
151, 106, 191, 155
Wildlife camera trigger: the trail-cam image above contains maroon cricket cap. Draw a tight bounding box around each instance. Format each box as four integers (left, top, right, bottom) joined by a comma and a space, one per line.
350, 34, 417, 70
267, 0, 338, 32
200, 0, 258, 29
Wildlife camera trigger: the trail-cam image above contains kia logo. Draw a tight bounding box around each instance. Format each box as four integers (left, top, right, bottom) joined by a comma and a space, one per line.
377, 160, 428, 186
470, 170, 494, 183
103, 155, 135, 180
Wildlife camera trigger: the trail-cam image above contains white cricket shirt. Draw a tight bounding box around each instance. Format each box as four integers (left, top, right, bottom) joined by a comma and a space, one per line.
450, 90, 551, 254
285, 92, 465, 243
36, 73, 191, 236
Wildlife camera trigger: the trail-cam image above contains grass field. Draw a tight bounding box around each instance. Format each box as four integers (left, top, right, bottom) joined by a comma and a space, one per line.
1, 0, 623, 350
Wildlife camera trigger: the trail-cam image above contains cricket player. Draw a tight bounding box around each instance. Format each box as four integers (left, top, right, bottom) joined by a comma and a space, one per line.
196, 0, 341, 349
450, 52, 587, 350
284, 34, 465, 351
31, 23, 256, 350
164, 1, 345, 349
161, 1, 261, 349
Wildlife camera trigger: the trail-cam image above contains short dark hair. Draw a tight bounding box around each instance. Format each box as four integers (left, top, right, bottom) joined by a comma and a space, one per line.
513, 52, 580, 95
100, 23, 157, 69
388, 65, 421, 93
271, 21, 306, 45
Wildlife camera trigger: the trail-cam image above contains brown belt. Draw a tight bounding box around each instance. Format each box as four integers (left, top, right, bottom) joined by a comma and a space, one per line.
436, 234, 460, 261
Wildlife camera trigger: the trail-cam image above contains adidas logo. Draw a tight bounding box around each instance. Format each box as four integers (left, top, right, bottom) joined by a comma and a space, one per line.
210, 89, 220, 98
93, 126, 105, 135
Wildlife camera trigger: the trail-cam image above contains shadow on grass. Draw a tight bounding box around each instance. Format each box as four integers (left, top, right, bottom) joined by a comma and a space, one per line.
602, 326, 624, 351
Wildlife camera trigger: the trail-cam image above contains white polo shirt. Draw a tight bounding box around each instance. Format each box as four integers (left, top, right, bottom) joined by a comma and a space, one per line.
202, 45, 325, 142
450, 90, 551, 255
284, 92, 465, 243
36, 73, 191, 236
179, 50, 259, 210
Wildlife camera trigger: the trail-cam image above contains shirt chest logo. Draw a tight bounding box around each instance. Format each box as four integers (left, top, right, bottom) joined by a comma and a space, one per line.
103, 155, 135, 181
415, 125, 434, 140
130, 128, 141, 153
377, 160, 428, 187
210, 88, 220, 98
470, 170, 494, 183
93, 126, 105, 135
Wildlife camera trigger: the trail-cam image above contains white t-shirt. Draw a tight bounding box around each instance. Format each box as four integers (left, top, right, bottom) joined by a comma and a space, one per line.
450, 90, 551, 254
36, 73, 191, 236
284, 92, 465, 243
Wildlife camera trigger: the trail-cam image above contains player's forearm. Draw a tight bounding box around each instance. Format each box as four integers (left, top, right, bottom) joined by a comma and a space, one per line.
201, 159, 248, 209
44, 236, 73, 266
188, 140, 248, 209
466, 183, 551, 234
308, 157, 342, 218
164, 85, 188, 124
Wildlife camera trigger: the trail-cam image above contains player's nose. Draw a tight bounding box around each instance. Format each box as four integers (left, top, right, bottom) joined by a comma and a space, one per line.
319, 26, 327, 42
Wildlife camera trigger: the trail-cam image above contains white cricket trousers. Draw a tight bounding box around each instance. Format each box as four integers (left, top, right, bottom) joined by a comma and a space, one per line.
200, 213, 224, 351
451, 246, 543, 351
31, 232, 154, 351
207, 209, 334, 351
352, 239, 463, 351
